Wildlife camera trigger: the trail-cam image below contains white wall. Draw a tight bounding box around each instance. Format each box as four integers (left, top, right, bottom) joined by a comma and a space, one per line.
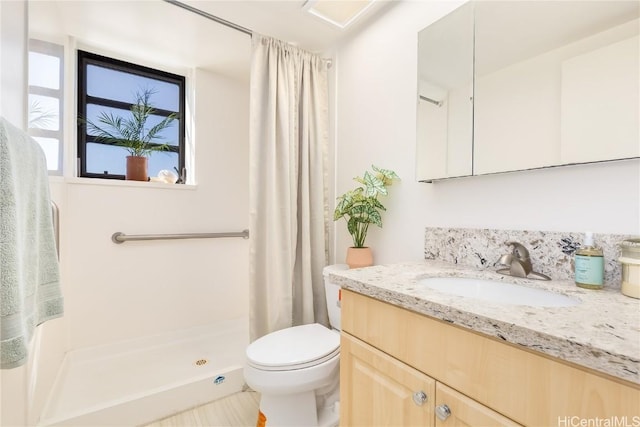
25, 0, 251, 351
10, 63, 249, 427
0, 0, 27, 128
17, 2, 251, 422
332, 0, 640, 266
59, 69, 249, 349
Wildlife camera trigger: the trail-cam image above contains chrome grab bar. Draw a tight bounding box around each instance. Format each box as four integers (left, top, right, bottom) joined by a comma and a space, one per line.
51, 200, 59, 259
111, 229, 250, 244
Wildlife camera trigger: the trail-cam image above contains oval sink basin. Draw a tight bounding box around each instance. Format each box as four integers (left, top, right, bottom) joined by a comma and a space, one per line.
418, 277, 580, 307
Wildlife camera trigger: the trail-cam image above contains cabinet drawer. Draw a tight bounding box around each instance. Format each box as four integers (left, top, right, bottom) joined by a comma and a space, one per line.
341, 289, 640, 426
340, 333, 436, 426
435, 382, 519, 426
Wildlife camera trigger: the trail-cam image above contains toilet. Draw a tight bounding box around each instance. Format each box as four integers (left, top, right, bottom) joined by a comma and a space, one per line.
244, 264, 348, 427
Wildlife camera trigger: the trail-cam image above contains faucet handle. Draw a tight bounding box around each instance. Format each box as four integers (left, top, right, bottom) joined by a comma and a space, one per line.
498, 241, 549, 280
506, 241, 530, 260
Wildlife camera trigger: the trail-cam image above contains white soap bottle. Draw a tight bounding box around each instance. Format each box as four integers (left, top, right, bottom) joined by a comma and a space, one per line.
575, 232, 604, 289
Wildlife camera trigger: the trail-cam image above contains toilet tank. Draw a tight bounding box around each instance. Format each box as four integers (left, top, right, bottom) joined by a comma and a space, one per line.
323, 264, 348, 331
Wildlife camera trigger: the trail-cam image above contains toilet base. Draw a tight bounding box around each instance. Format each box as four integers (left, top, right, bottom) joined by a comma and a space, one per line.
259, 391, 317, 426
317, 398, 340, 427
256, 386, 339, 427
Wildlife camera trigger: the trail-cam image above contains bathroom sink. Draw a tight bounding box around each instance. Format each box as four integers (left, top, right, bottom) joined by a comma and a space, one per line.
417, 277, 580, 307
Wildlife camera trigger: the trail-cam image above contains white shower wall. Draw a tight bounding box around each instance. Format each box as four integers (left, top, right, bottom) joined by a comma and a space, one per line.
4, 0, 252, 419
58, 68, 250, 350
20, 65, 250, 427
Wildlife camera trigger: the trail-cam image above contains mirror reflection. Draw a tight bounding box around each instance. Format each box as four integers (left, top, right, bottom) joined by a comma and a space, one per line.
417, 1, 640, 182
417, 3, 473, 180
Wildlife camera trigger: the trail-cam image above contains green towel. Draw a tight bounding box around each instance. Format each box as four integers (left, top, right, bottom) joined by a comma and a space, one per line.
0, 116, 63, 369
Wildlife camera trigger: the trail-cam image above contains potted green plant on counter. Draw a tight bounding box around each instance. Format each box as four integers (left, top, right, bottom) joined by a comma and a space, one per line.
333, 165, 400, 268
81, 88, 176, 181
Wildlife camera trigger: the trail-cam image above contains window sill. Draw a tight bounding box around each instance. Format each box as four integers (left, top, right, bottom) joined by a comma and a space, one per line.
62, 177, 197, 190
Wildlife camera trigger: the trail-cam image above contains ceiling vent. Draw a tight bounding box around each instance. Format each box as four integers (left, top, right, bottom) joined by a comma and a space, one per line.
302, 0, 377, 29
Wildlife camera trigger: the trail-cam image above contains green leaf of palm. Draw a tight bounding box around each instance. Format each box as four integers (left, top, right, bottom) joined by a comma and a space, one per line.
79, 87, 176, 157
143, 114, 176, 146
28, 100, 57, 128
86, 113, 126, 143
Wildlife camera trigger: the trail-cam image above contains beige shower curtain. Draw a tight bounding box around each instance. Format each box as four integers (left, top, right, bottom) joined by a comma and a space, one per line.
249, 34, 329, 341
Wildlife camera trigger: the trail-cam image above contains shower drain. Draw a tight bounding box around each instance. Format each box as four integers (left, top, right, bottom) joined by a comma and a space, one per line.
194, 359, 208, 366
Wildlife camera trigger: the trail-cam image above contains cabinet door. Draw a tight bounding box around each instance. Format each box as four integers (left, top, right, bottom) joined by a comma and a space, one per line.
341, 333, 436, 427
435, 382, 520, 427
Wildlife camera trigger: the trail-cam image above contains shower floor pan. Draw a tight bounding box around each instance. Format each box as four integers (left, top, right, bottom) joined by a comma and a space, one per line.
39, 318, 248, 426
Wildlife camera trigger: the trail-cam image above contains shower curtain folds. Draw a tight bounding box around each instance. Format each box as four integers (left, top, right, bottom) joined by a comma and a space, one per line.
249, 34, 329, 341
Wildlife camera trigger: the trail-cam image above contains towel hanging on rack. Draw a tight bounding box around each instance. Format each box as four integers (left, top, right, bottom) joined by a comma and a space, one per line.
0, 116, 64, 369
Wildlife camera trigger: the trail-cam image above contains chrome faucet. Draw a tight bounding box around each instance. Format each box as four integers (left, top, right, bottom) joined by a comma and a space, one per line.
497, 241, 551, 281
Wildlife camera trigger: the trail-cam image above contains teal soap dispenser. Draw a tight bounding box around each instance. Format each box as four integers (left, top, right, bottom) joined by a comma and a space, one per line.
575, 232, 604, 289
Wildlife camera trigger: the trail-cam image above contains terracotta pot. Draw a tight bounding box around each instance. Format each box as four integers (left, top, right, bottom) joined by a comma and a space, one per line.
126, 156, 148, 181
346, 247, 373, 269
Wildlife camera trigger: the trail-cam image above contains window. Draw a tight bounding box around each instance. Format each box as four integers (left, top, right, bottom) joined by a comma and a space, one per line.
77, 50, 185, 180
28, 39, 64, 174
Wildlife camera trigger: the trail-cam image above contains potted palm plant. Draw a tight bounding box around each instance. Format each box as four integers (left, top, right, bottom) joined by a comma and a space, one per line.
81, 88, 176, 181
333, 165, 400, 268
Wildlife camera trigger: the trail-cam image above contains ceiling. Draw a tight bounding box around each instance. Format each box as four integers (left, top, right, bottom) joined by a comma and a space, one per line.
28, 0, 396, 82
185, 0, 391, 51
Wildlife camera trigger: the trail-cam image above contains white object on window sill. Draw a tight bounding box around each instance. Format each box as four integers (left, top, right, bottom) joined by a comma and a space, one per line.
156, 169, 179, 184
63, 177, 197, 190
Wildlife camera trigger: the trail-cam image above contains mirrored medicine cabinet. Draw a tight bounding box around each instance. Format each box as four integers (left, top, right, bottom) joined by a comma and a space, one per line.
416, 1, 640, 182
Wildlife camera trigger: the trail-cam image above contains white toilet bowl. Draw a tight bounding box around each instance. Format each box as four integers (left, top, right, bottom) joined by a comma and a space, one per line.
244, 264, 348, 427
245, 324, 340, 426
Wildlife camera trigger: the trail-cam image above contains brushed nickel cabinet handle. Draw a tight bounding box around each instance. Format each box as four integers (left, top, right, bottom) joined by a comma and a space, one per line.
412, 391, 428, 406
435, 404, 451, 421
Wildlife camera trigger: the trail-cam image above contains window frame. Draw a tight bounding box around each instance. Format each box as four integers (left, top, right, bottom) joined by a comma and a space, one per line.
77, 50, 186, 180
28, 39, 64, 175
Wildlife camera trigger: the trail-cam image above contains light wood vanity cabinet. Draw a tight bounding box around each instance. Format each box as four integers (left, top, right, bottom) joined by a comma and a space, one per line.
340, 289, 640, 426
341, 333, 517, 426
341, 334, 436, 426
433, 382, 518, 426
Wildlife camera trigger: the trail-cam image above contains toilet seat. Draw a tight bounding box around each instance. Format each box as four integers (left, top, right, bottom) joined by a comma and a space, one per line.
247, 324, 340, 371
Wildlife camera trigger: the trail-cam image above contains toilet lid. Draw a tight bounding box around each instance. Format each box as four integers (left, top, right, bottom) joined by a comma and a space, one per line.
246, 324, 340, 371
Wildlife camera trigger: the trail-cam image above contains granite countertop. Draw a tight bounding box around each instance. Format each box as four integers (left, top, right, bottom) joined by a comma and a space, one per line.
330, 260, 640, 385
